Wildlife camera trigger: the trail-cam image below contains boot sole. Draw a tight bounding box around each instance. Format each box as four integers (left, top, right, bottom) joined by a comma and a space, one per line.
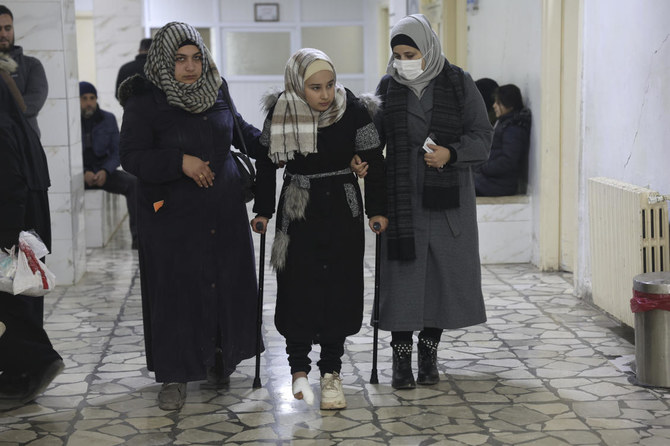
320, 400, 346, 410
392, 382, 416, 390
417, 378, 440, 385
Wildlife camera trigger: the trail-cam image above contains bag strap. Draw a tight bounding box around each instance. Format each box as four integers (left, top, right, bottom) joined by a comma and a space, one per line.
220, 78, 249, 156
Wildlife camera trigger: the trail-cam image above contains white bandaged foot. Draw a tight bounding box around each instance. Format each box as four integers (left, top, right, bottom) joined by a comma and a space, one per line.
292, 376, 314, 405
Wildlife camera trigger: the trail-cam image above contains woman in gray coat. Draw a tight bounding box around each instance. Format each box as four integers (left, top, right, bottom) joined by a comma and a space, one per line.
354, 14, 492, 389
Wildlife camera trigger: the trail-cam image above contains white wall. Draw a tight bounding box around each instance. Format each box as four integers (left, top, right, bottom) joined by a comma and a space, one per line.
575, 0, 670, 296
466, 0, 542, 261
143, 0, 385, 128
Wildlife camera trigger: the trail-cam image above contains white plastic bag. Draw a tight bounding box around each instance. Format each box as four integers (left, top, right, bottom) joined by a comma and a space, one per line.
0, 231, 55, 297
0, 247, 16, 294
13, 247, 55, 296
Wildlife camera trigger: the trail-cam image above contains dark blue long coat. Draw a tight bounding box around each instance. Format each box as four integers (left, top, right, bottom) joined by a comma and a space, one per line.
119, 76, 264, 383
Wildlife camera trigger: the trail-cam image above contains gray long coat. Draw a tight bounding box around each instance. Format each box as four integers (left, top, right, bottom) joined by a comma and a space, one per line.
377, 72, 493, 332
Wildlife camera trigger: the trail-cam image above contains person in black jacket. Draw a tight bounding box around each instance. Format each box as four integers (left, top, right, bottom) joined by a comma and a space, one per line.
474, 84, 531, 196
115, 38, 151, 100
0, 64, 63, 407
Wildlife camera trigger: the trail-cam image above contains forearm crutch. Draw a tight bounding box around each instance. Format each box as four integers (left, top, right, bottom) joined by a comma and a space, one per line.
370, 222, 381, 384
253, 221, 266, 389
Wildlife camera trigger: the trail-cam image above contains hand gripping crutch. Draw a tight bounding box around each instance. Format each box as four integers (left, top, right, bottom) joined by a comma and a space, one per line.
370, 222, 382, 384
253, 221, 266, 389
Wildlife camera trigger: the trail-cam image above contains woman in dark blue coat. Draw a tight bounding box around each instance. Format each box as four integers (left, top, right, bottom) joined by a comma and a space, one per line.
474, 84, 531, 196
118, 22, 268, 411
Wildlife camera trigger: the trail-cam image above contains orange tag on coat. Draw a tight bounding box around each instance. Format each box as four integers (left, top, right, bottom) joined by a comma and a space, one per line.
153, 200, 164, 212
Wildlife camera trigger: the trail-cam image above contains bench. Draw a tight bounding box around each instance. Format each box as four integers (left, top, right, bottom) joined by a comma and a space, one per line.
84, 190, 127, 248
477, 195, 532, 264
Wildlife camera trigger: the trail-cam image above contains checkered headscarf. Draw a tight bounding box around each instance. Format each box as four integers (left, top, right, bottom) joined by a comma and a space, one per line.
144, 22, 222, 113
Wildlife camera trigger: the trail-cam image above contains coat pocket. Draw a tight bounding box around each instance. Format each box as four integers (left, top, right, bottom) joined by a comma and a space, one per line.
443, 208, 461, 237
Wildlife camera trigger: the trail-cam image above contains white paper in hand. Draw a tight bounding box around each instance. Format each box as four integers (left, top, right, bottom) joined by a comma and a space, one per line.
422, 136, 436, 153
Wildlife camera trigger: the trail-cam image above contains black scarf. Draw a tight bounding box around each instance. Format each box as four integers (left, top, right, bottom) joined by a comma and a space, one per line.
381, 62, 464, 261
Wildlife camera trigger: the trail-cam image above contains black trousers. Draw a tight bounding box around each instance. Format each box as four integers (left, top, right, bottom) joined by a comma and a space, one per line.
285, 338, 345, 376
0, 294, 61, 375
85, 170, 138, 241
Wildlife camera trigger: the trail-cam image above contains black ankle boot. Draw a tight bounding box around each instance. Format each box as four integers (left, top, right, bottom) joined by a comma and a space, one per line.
417, 336, 440, 385
391, 342, 416, 389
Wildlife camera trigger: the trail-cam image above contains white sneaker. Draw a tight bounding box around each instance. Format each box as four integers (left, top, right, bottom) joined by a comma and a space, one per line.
292, 376, 314, 405
320, 372, 346, 410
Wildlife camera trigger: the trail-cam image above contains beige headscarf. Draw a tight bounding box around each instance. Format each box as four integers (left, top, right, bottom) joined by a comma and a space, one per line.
268, 48, 347, 164
144, 22, 222, 113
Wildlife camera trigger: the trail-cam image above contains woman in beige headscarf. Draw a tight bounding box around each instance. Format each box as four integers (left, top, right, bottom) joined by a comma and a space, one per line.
251, 48, 387, 410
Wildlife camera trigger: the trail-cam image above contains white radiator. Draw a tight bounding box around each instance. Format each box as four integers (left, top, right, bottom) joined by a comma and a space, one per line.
588, 177, 669, 327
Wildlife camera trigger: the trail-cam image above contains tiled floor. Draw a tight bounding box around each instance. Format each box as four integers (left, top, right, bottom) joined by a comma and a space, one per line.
2, 218, 670, 446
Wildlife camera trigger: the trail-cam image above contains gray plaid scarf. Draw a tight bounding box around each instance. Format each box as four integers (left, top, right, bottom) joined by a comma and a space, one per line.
268, 48, 346, 164
144, 22, 222, 113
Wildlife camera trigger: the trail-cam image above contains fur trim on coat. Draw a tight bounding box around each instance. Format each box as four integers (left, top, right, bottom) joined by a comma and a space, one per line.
117, 74, 153, 107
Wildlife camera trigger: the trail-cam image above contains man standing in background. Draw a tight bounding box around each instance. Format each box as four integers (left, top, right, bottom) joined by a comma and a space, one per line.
0, 5, 48, 138
115, 38, 151, 100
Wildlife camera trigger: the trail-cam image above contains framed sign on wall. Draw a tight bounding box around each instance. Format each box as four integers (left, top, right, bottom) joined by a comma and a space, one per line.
254, 3, 279, 22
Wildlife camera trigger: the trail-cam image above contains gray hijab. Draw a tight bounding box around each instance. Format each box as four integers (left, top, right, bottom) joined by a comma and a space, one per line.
386, 14, 446, 98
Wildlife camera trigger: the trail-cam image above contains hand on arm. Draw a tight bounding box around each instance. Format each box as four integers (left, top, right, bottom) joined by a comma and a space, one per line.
182, 154, 215, 188
350, 154, 369, 178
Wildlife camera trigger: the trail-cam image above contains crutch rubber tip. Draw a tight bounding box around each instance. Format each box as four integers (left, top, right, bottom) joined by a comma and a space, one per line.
252, 377, 262, 389
370, 371, 379, 384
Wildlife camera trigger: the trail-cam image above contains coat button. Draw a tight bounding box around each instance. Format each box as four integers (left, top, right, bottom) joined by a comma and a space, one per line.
211, 283, 216, 288
203, 116, 208, 120
210, 229, 216, 235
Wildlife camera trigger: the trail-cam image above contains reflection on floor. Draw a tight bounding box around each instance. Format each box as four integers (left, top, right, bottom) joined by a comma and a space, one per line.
1, 222, 669, 446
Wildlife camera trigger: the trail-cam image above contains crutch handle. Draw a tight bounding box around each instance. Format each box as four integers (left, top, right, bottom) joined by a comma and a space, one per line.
255, 221, 264, 231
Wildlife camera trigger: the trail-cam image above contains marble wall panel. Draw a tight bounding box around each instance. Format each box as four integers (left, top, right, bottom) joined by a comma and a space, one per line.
44, 145, 73, 195
9, 2, 64, 51
39, 99, 69, 147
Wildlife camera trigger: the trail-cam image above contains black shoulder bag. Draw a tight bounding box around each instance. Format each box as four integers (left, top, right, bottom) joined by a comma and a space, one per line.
221, 83, 256, 203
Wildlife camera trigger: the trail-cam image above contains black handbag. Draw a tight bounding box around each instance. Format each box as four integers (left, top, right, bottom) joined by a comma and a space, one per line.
222, 82, 256, 203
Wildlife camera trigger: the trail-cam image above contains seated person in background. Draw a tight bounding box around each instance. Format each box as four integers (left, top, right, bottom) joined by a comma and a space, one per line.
80, 81, 138, 248
474, 84, 531, 197
475, 77, 499, 126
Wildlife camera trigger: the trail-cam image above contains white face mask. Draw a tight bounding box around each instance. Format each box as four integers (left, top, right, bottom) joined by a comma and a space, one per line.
393, 58, 424, 80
